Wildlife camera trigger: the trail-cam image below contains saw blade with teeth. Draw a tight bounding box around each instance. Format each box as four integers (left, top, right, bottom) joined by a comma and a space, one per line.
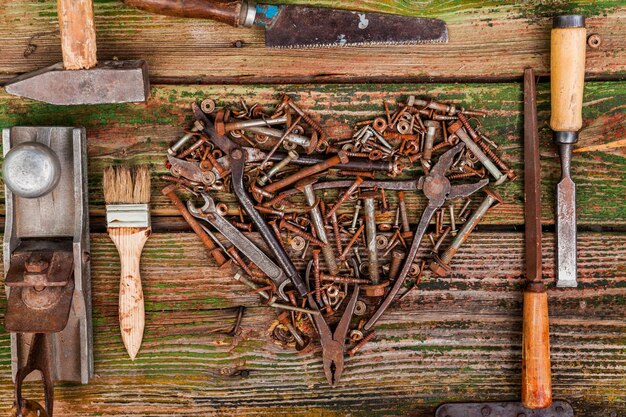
255, 5, 448, 48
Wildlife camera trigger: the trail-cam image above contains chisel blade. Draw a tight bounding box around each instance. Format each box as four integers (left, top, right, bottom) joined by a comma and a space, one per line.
556, 176, 577, 287
255, 5, 448, 48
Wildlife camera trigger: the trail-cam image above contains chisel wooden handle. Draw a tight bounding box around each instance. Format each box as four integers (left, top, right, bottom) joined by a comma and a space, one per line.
123, 0, 255, 27
109, 227, 150, 360
550, 15, 586, 142
521, 290, 552, 409
57, 0, 98, 69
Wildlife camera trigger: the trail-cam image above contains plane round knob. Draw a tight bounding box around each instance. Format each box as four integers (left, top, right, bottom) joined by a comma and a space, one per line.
3, 142, 61, 199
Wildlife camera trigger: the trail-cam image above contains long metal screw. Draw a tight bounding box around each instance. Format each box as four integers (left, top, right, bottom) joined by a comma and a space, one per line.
283, 96, 326, 140
277, 312, 305, 346
430, 189, 502, 275
348, 331, 376, 357
362, 191, 380, 284
258, 150, 299, 186
422, 120, 437, 161
279, 219, 326, 247
339, 224, 365, 261
397, 191, 412, 238
388, 250, 405, 280
312, 250, 322, 303
168, 122, 202, 155
349, 200, 362, 233
449, 122, 506, 185
325, 176, 364, 220
300, 182, 339, 275
320, 274, 371, 285
330, 211, 343, 255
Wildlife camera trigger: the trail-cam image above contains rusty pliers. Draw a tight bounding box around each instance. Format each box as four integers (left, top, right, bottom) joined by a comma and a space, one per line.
364, 142, 489, 331
305, 259, 360, 386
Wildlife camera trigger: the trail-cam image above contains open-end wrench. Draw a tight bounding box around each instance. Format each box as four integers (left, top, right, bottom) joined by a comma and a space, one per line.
192, 103, 308, 297
364, 143, 488, 331
188, 193, 290, 300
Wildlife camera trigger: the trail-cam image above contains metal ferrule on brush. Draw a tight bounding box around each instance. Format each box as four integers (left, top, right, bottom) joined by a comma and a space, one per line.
106, 204, 151, 228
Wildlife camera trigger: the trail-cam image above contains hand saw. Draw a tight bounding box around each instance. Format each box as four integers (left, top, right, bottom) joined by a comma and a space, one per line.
123, 0, 448, 48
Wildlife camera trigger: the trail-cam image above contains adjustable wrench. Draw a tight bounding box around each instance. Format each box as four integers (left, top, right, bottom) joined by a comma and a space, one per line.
188, 193, 290, 300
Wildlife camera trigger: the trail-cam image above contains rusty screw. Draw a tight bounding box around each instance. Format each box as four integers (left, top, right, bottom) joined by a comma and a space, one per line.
279, 219, 326, 247
325, 176, 364, 220
397, 191, 412, 239
320, 274, 370, 285
348, 331, 376, 357
430, 189, 502, 276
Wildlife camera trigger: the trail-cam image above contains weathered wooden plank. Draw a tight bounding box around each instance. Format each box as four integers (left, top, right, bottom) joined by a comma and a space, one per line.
0, 1, 625, 83
0, 231, 623, 416
0, 82, 624, 225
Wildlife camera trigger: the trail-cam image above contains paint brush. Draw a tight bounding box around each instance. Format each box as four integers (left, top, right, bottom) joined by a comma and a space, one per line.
103, 165, 151, 360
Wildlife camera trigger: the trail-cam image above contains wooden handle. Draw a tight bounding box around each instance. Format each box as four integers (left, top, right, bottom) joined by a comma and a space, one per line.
123, 0, 248, 27
550, 16, 586, 133
109, 227, 151, 360
521, 291, 552, 409
57, 0, 98, 69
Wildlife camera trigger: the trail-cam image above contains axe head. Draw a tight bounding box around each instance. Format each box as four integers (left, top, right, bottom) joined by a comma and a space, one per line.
5, 60, 150, 105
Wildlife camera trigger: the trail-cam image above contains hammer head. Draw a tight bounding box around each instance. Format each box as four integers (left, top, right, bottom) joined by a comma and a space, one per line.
5, 60, 149, 105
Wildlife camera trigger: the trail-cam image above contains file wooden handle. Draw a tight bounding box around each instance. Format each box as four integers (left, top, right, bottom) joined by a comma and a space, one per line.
521, 290, 552, 409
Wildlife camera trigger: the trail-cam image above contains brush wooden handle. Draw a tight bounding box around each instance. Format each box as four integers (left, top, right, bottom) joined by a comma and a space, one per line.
550, 16, 586, 134
57, 0, 98, 69
109, 227, 151, 360
521, 290, 552, 409
123, 0, 249, 27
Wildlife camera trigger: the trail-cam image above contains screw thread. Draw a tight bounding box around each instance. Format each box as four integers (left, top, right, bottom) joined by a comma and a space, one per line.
280, 221, 326, 247
348, 331, 376, 357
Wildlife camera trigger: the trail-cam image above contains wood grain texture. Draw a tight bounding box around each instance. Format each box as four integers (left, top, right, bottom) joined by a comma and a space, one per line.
0, 231, 623, 416
521, 291, 552, 409
0, 81, 624, 225
108, 226, 151, 360
550, 27, 587, 132
56, 0, 97, 69
0, 1, 625, 83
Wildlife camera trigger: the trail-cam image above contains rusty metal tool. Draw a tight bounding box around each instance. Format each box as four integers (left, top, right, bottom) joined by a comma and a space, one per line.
3, 127, 93, 384
550, 15, 586, 288
10, 333, 54, 417
187, 192, 290, 300
305, 260, 360, 386
364, 143, 488, 331
5, 0, 149, 105
434, 68, 573, 417
123, 0, 448, 48
192, 103, 308, 297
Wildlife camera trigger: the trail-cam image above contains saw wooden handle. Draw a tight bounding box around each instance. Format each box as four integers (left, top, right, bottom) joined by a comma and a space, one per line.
109, 227, 151, 360
550, 15, 586, 134
57, 0, 98, 69
521, 290, 552, 409
123, 0, 251, 27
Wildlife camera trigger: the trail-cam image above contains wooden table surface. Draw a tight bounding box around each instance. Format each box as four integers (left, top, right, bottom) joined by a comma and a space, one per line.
0, 1, 625, 416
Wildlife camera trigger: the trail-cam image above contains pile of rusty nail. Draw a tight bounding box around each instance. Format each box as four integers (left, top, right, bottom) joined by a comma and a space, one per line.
162, 94, 513, 385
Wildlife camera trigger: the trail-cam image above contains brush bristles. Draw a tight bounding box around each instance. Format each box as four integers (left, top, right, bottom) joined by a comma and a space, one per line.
104, 165, 151, 205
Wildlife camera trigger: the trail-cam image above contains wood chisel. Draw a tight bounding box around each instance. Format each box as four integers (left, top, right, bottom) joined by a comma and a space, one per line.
123, 0, 448, 48
550, 15, 586, 288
